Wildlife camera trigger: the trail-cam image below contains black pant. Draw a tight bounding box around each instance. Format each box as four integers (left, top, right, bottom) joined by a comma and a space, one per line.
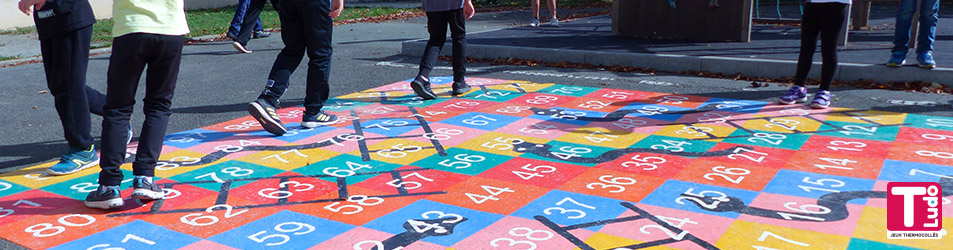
235, 0, 267, 45
418, 8, 467, 82
99, 33, 184, 186
257, 0, 333, 114
40, 25, 106, 150
795, 2, 847, 90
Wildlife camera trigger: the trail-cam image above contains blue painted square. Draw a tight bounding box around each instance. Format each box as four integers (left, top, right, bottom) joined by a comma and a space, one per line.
49, 220, 200, 250
618, 103, 689, 122
640, 180, 759, 218
528, 107, 603, 127
698, 98, 768, 114
363, 199, 503, 246
511, 190, 629, 230
878, 159, 953, 182
164, 129, 234, 149
246, 123, 338, 143
360, 118, 422, 137
438, 112, 523, 131
208, 210, 353, 249
762, 169, 876, 204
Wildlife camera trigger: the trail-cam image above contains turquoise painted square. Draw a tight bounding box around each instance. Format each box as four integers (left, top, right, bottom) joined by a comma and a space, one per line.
815, 121, 900, 141
40, 169, 141, 201
519, 140, 614, 167
411, 148, 513, 176
459, 88, 522, 103
847, 238, 920, 250
384, 95, 433, 108
630, 135, 718, 157
293, 154, 401, 184
321, 98, 372, 112
904, 114, 953, 131
168, 160, 283, 192
721, 129, 811, 151
0, 180, 29, 198
539, 85, 601, 97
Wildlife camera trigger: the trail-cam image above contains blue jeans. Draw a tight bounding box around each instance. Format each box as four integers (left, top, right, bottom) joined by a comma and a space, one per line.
227, 0, 264, 38
892, 0, 939, 54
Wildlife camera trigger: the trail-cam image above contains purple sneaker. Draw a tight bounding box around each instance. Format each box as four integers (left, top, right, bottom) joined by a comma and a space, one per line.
811, 90, 832, 109
779, 86, 807, 105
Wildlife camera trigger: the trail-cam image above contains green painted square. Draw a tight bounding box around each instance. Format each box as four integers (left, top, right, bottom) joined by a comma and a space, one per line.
631, 135, 718, 157
539, 85, 601, 98
721, 129, 811, 151
0, 180, 29, 198
815, 121, 900, 141
459, 89, 522, 103
40, 169, 140, 201
520, 140, 615, 167
293, 154, 401, 184
904, 114, 953, 131
411, 148, 513, 176
847, 238, 920, 250
322, 98, 373, 112
168, 160, 284, 192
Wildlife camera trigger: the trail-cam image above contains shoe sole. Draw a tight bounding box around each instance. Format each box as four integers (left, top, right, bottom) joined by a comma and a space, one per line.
85, 197, 124, 209
410, 81, 438, 100
47, 158, 100, 176
301, 119, 339, 128
811, 103, 830, 109
778, 97, 807, 105
920, 64, 936, 69
132, 188, 166, 200
248, 102, 288, 136
232, 42, 252, 53
452, 85, 472, 96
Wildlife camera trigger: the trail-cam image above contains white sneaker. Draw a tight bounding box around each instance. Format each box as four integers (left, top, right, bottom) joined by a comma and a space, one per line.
550, 17, 559, 27
529, 18, 540, 27
232, 41, 252, 53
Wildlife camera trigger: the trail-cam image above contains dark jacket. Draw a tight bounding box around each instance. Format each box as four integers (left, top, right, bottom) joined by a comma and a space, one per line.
33, 0, 96, 40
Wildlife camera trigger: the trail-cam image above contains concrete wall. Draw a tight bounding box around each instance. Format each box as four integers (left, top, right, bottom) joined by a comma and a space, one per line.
0, 0, 238, 31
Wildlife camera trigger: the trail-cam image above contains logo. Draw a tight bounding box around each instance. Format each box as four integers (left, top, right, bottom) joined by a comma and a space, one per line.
887, 182, 944, 239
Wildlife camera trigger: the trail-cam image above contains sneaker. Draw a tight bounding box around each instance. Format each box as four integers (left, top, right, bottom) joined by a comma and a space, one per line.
918, 51, 936, 69
811, 90, 832, 109
253, 30, 271, 39
778, 86, 808, 105
301, 110, 339, 128
410, 76, 438, 100
549, 17, 559, 27
529, 18, 540, 27
131, 176, 164, 200
232, 41, 252, 53
887, 51, 906, 68
47, 145, 99, 175
85, 185, 123, 209
452, 81, 472, 95
248, 98, 287, 136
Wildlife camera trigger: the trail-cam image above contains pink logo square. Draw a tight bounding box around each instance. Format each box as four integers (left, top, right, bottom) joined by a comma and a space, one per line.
887, 182, 943, 232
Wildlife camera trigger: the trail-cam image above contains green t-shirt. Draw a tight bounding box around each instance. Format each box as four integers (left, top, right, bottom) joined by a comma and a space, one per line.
113, 0, 190, 37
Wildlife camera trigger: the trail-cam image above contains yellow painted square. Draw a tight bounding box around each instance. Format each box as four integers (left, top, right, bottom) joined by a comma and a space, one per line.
486, 80, 553, 93
349, 138, 438, 165
581, 232, 677, 250
853, 206, 953, 249
653, 124, 735, 141
338, 90, 412, 102
715, 220, 849, 250
236, 146, 341, 171
0, 161, 95, 189
455, 132, 551, 157
741, 115, 824, 134
826, 110, 908, 125
555, 127, 650, 148
120, 149, 227, 178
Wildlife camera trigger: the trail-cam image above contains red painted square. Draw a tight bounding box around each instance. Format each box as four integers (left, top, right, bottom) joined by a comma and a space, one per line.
673, 160, 778, 191
451, 216, 592, 249
431, 99, 499, 112
286, 186, 419, 226
799, 135, 892, 157
227, 172, 339, 205
477, 157, 588, 189
426, 177, 549, 215
477, 102, 538, 117
399, 123, 490, 148
888, 142, 953, 166
354, 166, 471, 196
587, 88, 659, 103
595, 152, 694, 179
509, 93, 576, 109
782, 151, 883, 179
558, 168, 664, 202
142, 196, 282, 238
0, 190, 77, 225
0, 203, 135, 249
895, 126, 953, 148
705, 143, 795, 169
202, 116, 264, 133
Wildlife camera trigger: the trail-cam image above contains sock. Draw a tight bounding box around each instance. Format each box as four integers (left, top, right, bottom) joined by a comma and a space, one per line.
134, 176, 153, 183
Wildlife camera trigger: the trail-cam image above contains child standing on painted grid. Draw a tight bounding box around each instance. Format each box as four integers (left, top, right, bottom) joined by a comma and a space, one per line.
409, 0, 475, 100
85, 0, 189, 209
17, 0, 129, 176
778, 0, 850, 109
247, 0, 344, 136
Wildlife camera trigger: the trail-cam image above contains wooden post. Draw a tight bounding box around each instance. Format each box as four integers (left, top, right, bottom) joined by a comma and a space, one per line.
850, 0, 872, 30
837, 4, 852, 46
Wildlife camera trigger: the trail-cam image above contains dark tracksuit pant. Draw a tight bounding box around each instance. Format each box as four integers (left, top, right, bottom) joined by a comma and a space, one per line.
40, 24, 106, 150
98, 33, 184, 186
235, 0, 267, 46
257, 0, 333, 115
418, 8, 467, 82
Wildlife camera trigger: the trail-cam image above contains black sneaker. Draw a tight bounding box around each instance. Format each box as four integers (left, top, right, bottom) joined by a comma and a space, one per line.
248, 98, 288, 136
253, 30, 271, 39
85, 185, 123, 209
452, 81, 472, 95
131, 177, 165, 200
302, 110, 339, 128
410, 77, 438, 100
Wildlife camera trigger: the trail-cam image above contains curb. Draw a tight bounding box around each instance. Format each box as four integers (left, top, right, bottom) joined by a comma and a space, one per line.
0, 47, 112, 67
400, 40, 953, 85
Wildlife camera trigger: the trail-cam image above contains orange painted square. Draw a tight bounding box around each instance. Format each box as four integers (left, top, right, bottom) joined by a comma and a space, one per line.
799, 135, 892, 157
558, 168, 664, 203
477, 157, 589, 189
426, 177, 549, 215
226, 172, 340, 205
888, 142, 953, 166
141, 196, 281, 238
705, 143, 795, 169
0, 203, 135, 249
354, 166, 471, 196
673, 160, 778, 191
285, 186, 419, 226
595, 152, 694, 179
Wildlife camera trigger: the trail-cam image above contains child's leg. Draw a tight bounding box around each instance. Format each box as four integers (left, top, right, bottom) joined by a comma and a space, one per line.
99, 34, 149, 187
817, 3, 847, 90
448, 8, 467, 82
234, 0, 267, 45
135, 34, 185, 177
301, 0, 334, 114
794, 3, 822, 87
39, 25, 96, 151
531, 0, 540, 19
418, 11, 450, 80
547, 0, 557, 18
915, 0, 939, 54
260, 0, 308, 105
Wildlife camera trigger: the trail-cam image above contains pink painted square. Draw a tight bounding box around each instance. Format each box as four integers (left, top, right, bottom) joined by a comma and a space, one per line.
737, 192, 863, 237
294, 128, 386, 154
400, 123, 489, 148
598, 203, 732, 250
185, 135, 289, 160
178, 240, 241, 250
309, 227, 447, 250
451, 216, 592, 249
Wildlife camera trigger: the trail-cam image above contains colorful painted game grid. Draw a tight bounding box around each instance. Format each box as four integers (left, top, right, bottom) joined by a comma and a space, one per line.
1, 77, 952, 249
